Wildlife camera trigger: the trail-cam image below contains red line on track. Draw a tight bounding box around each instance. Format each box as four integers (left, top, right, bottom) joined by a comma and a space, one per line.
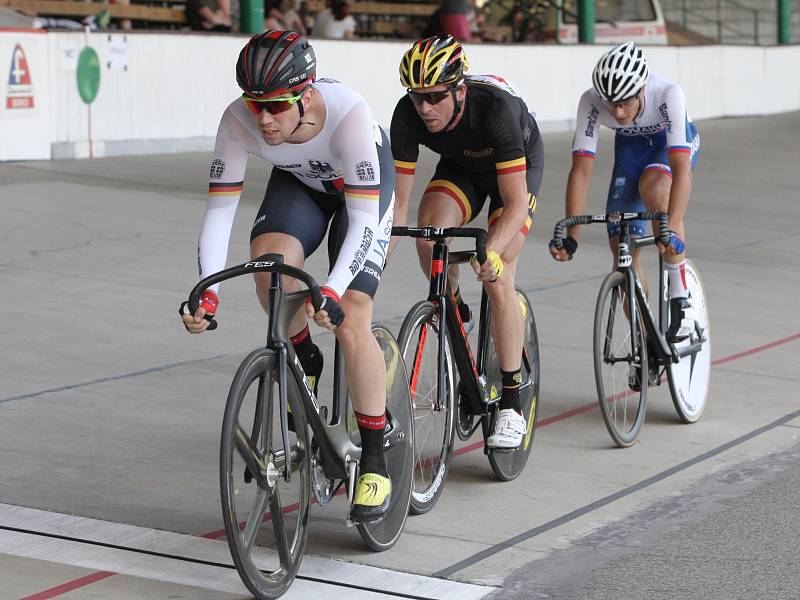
18, 331, 800, 599
18, 572, 116, 600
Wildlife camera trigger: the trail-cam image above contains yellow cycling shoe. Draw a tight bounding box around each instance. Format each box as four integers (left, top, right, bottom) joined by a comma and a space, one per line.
350, 472, 391, 523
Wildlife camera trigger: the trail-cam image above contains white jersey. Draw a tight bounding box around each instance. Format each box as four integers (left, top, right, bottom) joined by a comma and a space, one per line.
199, 79, 385, 297
571, 72, 698, 158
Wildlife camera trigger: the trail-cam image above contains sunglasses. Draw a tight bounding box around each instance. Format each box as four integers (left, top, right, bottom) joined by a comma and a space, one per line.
407, 87, 456, 106
243, 92, 304, 115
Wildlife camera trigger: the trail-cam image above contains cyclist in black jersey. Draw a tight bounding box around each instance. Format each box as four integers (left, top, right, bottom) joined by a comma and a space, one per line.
390, 35, 544, 449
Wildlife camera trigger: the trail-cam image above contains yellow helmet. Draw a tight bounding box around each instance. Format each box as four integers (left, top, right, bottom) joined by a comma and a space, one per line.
400, 36, 469, 89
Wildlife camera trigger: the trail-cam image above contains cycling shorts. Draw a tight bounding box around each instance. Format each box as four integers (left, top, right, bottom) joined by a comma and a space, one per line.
250, 136, 394, 299
606, 125, 699, 238
424, 134, 543, 236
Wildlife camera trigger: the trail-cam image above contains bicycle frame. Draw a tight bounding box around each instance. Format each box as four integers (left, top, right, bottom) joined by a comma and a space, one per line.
186, 253, 404, 484
425, 239, 493, 417
618, 225, 705, 365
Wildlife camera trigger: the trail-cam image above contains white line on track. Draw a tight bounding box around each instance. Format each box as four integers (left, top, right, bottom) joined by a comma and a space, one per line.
0, 503, 494, 599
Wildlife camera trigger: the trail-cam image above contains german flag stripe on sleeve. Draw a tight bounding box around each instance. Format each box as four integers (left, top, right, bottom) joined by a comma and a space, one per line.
394, 160, 416, 175
344, 184, 380, 201
208, 181, 244, 196
495, 157, 527, 175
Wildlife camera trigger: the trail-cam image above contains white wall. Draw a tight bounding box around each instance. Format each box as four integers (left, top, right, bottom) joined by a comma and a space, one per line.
1, 30, 798, 160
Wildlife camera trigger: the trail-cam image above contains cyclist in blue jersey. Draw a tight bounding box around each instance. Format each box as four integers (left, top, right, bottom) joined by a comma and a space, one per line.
550, 41, 699, 343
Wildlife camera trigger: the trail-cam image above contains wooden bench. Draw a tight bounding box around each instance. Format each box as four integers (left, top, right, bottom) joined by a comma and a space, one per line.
0, 0, 186, 26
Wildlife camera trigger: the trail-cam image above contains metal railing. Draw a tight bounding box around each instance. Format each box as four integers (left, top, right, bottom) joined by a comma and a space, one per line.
662, 0, 799, 45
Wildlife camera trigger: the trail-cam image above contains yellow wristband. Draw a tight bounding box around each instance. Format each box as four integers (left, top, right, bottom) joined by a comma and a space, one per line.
487, 250, 504, 278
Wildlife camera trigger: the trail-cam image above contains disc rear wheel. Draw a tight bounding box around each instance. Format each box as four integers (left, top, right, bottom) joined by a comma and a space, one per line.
484, 289, 541, 482
356, 325, 414, 550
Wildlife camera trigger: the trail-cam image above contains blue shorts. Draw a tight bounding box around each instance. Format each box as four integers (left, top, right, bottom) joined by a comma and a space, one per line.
606, 125, 699, 238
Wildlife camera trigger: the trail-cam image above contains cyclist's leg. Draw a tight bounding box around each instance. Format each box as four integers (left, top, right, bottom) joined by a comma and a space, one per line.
417, 162, 486, 320
250, 169, 332, 385
328, 149, 395, 521
484, 157, 540, 448
638, 129, 700, 341
606, 134, 650, 291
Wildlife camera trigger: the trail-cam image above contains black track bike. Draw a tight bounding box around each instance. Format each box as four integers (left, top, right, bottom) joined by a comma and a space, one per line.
392, 226, 540, 514
182, 254, 414, 599
552, 211, 711, 447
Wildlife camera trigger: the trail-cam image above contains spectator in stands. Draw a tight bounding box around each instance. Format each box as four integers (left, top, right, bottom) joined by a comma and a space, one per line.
439, 0, 472, 41
187, 0, 232, 32
265, 0, 307, 35
313, 1, 356, 40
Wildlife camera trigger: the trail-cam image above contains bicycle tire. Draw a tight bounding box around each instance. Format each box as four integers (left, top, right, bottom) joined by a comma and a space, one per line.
357, 325, 414, 551
594, 272, 647, 448
485, 288, 541, 482
220, 348, 311, 600
667, 259, 711, 423
398, 301, 456, 515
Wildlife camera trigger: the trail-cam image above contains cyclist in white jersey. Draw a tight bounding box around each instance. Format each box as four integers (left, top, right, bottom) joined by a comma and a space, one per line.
550, 41, 699, 344
180, 31, 395, 523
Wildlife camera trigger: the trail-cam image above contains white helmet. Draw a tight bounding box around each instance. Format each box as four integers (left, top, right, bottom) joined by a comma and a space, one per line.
592, 41, 649, 103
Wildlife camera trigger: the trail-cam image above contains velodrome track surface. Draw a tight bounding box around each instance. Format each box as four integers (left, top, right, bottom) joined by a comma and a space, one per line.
1, 112, 798, 599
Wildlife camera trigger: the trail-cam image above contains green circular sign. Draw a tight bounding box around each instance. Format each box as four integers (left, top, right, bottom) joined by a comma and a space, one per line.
76, 47, 101, 104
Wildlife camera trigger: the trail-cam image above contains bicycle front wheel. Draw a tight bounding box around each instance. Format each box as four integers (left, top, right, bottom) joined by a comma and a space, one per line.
398, 301, 455, 515
485, 288, 541, 482
357, 325, 414, 551
667, 259, 711, 423
594, 272, 647, 448
220, 348, 311, 600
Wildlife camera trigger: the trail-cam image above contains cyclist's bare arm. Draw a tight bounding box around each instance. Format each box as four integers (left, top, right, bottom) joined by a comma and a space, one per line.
388, 171, 414, 257
552, 154, 593, 261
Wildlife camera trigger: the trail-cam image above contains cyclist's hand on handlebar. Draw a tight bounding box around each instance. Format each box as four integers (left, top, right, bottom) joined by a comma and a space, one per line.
658, 230, 685, 258
549, 237, 578, 262
305, 286, 344, 331
181, 290, 218, 334
473, 250, 504, 283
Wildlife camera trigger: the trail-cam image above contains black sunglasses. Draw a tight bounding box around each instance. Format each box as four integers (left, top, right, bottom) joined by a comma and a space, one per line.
408, 87, 456, 106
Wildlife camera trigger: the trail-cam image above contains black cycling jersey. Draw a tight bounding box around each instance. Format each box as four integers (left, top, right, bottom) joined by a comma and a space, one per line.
390, 77, 541, 179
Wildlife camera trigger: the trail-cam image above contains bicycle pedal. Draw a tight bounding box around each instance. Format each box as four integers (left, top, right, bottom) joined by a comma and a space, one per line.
243, 466, 253, 484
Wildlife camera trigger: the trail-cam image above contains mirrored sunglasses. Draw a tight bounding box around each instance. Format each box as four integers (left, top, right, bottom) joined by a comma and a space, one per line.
243, 92, 304, 115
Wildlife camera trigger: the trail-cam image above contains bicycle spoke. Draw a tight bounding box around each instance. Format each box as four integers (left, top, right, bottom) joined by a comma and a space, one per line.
235, 425, 268, 487
269, 487, 292, 569
242, 487, 271, 550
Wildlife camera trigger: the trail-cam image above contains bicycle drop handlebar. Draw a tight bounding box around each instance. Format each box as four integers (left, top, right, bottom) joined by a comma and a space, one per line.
551, 211, 671, 250
183, 254, 325, 331
391, 226, 488, 265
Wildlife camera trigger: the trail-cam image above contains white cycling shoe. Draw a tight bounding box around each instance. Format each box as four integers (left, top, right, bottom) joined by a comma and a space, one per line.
487, 408, 526, 449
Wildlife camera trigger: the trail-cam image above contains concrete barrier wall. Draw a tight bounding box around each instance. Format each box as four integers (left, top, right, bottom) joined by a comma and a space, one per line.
1, 30, 798, 160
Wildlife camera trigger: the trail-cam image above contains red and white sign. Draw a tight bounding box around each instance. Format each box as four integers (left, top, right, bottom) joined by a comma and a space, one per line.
6, 43, 35, 109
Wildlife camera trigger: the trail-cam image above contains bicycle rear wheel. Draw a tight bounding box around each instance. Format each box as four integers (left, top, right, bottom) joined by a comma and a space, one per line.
485, 288, 541, 482
398, 301, 455, 515
594, 272, 647, 448
667, 259, 711, 423
356, 325, 414, 551
220, 348, 311, 600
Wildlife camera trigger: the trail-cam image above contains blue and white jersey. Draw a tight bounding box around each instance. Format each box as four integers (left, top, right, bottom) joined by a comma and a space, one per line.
571, 72, 699, 159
